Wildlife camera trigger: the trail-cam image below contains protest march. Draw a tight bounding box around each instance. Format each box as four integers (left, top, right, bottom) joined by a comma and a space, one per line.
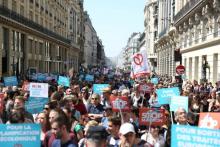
0, 60, 220, 147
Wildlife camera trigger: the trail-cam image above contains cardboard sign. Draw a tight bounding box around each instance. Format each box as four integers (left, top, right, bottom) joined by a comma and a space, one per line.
29, 83, 48, 98
172, 124, 220, 147
25, 97, 48, 114
0, 124, 40, 147
110, 96, 130, 112
199, 113, 220, 129
58, 76, 70, 87
156, 87, 180, 104
139, 108, 165, 126
3, 76, 18, 86
139, 83, 154, 93
170, 96, 188, 112
93, 84, 110, 95
151, 78, 159, 85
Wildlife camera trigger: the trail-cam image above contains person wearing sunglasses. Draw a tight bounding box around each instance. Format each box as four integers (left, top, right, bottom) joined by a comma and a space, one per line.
87, 93, 104, 122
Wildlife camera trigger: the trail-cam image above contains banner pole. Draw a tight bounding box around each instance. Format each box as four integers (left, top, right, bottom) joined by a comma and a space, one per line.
119, 108, 124, 124
170, 111, 174, 124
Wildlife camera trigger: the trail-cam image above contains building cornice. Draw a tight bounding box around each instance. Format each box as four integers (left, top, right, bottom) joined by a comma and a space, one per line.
180, 37, 220, 54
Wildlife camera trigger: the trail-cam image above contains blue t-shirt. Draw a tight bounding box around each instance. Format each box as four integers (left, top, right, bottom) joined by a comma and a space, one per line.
52, 139, 77, 147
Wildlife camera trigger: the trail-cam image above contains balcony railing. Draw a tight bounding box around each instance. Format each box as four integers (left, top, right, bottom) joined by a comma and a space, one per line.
173, 0, 203, 24
0, 5, 71, 44
148, 53, 157, 59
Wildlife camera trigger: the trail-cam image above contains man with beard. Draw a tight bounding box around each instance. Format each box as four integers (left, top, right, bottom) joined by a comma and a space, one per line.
51, 114, 77, 147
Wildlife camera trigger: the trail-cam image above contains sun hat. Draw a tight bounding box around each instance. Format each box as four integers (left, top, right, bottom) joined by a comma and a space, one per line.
119, 123, 135, 135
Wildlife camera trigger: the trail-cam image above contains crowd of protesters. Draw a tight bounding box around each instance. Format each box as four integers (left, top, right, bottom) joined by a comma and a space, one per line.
0, 66, 220, 147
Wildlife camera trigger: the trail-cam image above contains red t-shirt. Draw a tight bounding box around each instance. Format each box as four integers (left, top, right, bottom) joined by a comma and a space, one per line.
74, 101, 87, 115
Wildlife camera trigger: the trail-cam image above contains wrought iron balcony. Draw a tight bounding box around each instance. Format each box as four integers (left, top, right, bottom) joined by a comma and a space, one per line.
0, 5, 71, 44
173, 0, 203, 24
148, 53, 157, 59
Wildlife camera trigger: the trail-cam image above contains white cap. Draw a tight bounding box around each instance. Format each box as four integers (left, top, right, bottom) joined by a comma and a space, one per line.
119, 123, 135, 135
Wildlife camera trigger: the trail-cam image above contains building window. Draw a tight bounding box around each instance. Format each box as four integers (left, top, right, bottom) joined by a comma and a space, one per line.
12, 0, 17, 12
20, 5, 24, 16
29, 11, 33, 20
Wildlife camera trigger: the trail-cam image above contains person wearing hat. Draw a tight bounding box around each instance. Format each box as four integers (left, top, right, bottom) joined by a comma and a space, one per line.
85, 126, 109, 147
101, 87, 112, 108
119, 123, 151, 147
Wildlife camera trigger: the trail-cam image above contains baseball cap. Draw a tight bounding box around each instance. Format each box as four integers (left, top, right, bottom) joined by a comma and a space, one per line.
86, 126, 109, 140
119, 123, 135, 135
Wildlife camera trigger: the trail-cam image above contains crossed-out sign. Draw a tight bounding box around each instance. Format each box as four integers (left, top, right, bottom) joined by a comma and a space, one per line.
133, 53, 143, 65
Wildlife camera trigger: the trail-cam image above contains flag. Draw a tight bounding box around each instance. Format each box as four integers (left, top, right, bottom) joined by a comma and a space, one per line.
131, 50, 150, 78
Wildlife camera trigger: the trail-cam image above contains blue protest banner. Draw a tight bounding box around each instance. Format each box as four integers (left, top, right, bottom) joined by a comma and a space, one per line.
170, 96, 188, 112
151, 78, 158, 85
156, 87, 180, 104
37, 73, 47, 82
25, 97, 48, 114
93, 84, 110, 95
85, 74, 94, 81
58, 76, 70, 87
0, 124, 40, 147
3, 76, 18, 86
172, 124, 220, 147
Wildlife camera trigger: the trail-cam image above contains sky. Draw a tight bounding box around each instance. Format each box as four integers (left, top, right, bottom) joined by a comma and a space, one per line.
84, 0, 146, 58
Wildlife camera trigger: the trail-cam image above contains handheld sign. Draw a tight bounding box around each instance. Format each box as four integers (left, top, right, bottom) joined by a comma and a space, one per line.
3, 76, 18, 86
172, 124, 220, 147
199, 113, 220, 129
139, 83, 154, 93
93, 84, 110, 95
139, 108, 165, 126
110, 96, 130, 112
85, 74, 94, 81
131, 50, 150, 78
29, 83, 48, 98
156, 87, 180, 104
58, 76, 70, 87
0, 124, 40, 147
25, 97, 48, 114
170, 96, 188, 112
151, 78, 158, 85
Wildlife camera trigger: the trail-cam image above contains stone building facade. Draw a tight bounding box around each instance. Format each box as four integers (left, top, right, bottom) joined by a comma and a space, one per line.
0, 0, 84, 77
174, 0, 220, 83
144, 0, 158, 72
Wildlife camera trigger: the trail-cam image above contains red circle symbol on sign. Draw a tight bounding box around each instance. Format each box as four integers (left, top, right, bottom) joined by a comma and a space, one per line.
176, 65, 185, 75
133, 54, 143, 65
